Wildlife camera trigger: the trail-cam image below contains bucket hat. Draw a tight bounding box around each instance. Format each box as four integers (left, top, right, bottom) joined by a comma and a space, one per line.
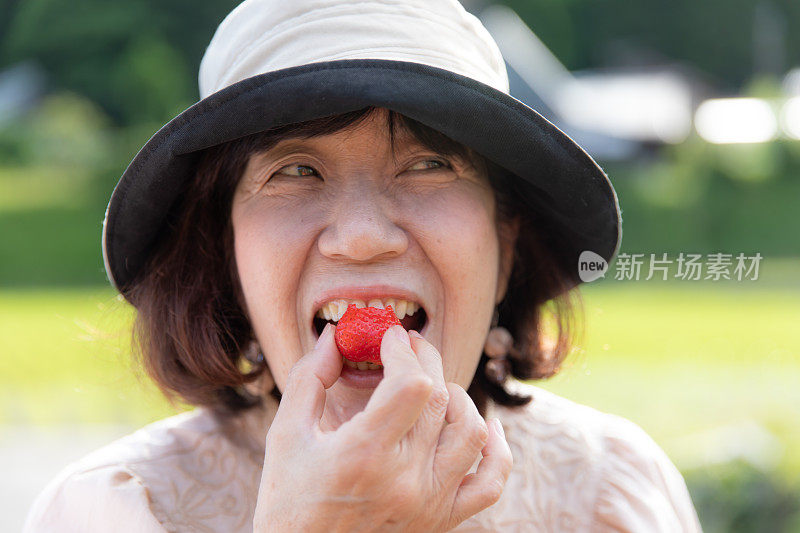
102, 0, 621, 299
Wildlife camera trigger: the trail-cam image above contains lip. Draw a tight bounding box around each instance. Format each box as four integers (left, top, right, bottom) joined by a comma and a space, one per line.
309, 308, 432, 342
334, 315, 430, 388
338, 365, 385, 389
308, 285, 433, 390
311, 285, 426, 315
327, 311, 432, 390
309, 285, 428, 331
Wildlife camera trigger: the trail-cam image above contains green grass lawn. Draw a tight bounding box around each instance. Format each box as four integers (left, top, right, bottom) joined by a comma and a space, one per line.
2, 281, 798, 477
539, 282, 800, 482
0, 288, 179, 427
2, 281, 800, 530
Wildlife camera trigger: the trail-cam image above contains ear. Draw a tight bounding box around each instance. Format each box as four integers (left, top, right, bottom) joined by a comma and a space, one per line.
495, 215, 520, 304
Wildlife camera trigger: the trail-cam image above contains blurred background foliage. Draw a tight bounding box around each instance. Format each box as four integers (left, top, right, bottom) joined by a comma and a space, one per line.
1, 0, 799, 285
1, 0, 799, 531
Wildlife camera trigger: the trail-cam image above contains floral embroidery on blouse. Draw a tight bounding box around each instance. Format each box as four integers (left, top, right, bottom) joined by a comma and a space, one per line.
24, 384, 702, 532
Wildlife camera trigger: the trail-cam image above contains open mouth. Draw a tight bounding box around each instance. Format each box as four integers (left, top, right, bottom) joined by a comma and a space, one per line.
312, 298, 428, 346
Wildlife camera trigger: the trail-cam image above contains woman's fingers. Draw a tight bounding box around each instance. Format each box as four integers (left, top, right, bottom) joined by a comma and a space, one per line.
448, 419, 513, 529
352, 326, 433, 446
408, 330, 446, 385
402, 331, 450, 446
434, 383, 489, 488
273, 324, 343, 429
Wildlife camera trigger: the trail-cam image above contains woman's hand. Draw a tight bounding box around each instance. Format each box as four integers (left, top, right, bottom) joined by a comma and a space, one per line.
253, 324, 512, 532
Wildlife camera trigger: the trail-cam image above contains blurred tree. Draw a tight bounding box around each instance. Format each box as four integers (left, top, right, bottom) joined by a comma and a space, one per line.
0, 0, 21, 48
0, 0, 239, 125
2, 0, 799, 126
684, 461, 800, 533
501, 0, 800, 89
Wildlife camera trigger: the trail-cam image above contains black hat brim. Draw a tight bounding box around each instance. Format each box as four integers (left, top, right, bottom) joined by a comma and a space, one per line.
103, 59, 621, 298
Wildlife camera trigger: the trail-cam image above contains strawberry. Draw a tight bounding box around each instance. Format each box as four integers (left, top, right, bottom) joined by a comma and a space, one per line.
334, 304, 402, 363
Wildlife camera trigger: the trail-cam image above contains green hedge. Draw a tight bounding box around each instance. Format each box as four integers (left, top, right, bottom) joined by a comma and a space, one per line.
606, 138, 800, 257
1, 93, 799, 287
685, 461, 800, 533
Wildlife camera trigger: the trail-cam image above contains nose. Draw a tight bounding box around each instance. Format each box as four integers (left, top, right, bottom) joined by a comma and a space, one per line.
317, 183, 408, 262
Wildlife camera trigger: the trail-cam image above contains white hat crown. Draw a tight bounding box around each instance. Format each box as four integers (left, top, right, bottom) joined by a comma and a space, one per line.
199, 0, 509, 99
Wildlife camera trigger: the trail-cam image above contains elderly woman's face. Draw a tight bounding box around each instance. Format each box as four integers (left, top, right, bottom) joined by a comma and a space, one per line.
232, 109, 516, 424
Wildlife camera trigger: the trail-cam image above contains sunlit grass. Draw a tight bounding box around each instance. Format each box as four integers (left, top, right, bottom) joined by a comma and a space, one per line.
1, 281, 798, 480
0, 288, 181, 427
536, 281, 800, 482
0, 166, 93, 211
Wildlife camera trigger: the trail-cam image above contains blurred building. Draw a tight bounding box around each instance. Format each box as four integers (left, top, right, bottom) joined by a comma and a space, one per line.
0, 62, 45, 126
469, 2, 800, 152
477, 5, 699, 160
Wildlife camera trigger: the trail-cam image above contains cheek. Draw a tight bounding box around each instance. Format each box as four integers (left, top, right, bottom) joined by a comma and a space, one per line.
411, 186, 499, 285
404, 186, 500, 383
234, 206, 302, 295
232, 201, 319, 380
233, 198, 321, 282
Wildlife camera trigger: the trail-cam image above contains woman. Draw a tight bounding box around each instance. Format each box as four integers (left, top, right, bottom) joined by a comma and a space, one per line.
26, 0, 702, 531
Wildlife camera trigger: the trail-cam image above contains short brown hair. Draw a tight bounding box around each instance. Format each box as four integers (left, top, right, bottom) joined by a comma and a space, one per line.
128, 107, 581, 416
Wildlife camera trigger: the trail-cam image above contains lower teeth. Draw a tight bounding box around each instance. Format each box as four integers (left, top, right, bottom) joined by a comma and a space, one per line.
342, 357, 383, 370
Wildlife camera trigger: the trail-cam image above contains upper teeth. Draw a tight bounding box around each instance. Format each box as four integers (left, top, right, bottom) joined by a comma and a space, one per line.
316, 298, 420, 322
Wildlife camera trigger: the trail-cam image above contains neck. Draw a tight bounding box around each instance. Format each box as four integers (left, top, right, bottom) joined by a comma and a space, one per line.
215, 373, 280, 457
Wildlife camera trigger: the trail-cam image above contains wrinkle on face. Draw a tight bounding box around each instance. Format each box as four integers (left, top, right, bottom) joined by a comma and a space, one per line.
231, 108, 517, 427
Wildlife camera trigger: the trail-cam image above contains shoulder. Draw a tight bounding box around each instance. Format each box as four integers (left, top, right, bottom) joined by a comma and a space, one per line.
23, 460, 168, 533
479, 383, 702, 532
492, 382, 667, 461
24, 408, 254, 532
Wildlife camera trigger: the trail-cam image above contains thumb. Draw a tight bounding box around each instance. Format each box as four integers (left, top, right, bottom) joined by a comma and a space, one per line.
275, 323, 342, 428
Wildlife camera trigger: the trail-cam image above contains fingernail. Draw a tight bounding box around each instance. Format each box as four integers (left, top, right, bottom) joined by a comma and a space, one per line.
316, 323, 332, 347
493, 418, 505, 438
389, 325, 410, 346
409, 330, 423, 340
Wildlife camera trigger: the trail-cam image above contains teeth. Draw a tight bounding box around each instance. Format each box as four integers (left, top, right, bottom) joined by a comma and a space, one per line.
337, 301, 348, 321
343, 357, 383, 370
317, 298, 422, 321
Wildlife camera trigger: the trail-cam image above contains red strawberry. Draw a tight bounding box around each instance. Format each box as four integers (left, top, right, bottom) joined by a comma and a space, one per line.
334, 304, 402, 364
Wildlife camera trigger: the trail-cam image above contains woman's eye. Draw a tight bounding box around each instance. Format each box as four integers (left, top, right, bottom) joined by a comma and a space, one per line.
407, 159, 447, 171
274, 164, 319, 178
